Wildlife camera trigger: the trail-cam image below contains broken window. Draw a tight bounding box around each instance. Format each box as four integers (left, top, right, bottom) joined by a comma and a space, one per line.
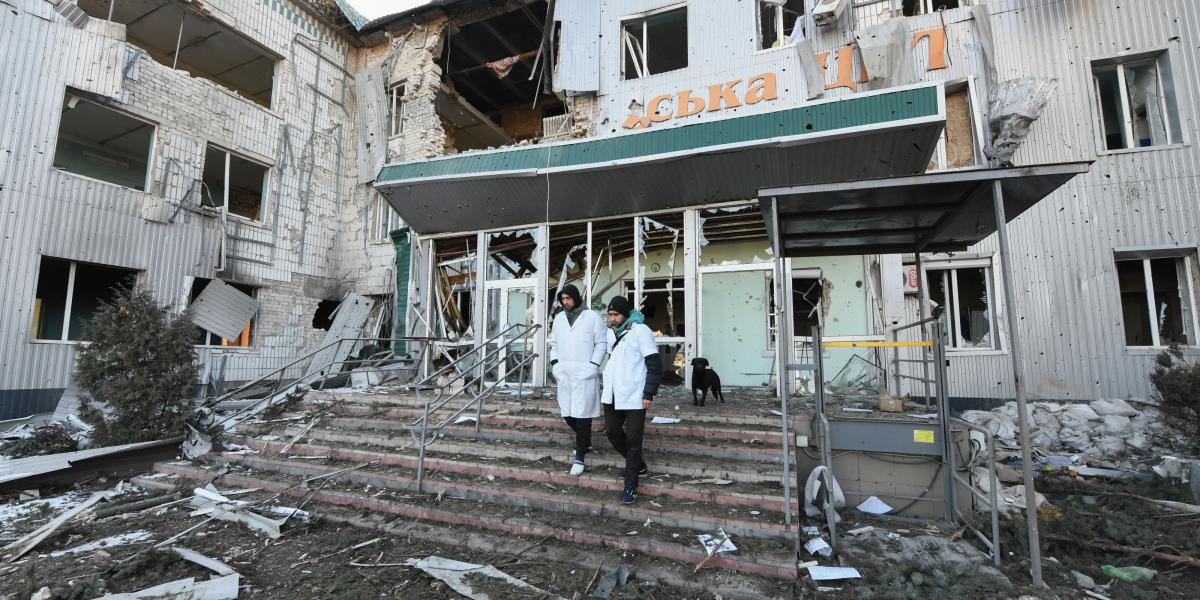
758, 0, 805, 50
79, 0, 278, 107
433, 236, 477, 343
31, 257, 137, 342
190, 278, 256, 346
927, 262, 996, 350
387, 82, 406, 137
371, 195, 403, 241
202, 145, 269, 221
487, 229, 539, 281
1093, 53, 1182, 151
53, 92, 154, 190
768, 277, 823, 344
1115, 252, 1199, 347
903, 0, 963, 16
621, 5, 688, 80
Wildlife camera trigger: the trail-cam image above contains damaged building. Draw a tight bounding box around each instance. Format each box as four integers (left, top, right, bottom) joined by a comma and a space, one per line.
0, 0, 1196, 419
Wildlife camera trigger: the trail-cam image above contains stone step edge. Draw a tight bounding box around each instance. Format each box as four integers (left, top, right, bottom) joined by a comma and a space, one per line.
228, 435, 800, 514
144, 463, 799, 580
204, 452, 793, 540
309, 395, 799, 425
287, 406, 784, 442
304, 418, 787, 461
294, 399, 788, 428
260, 427, 797, 484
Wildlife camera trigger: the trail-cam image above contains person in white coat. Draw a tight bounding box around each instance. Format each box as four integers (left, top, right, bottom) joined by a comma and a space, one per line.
549, 284, 607, 476
601, 296, 662, 504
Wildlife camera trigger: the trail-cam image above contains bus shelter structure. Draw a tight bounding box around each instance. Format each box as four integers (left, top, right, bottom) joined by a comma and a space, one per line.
760, 162, 1090, 586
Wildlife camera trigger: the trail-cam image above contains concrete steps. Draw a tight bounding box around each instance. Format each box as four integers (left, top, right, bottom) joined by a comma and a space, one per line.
150, 387, 805, 580
149, 460, 799, 580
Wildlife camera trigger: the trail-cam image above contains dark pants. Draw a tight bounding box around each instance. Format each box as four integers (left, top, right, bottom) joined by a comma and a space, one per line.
562, 417, 592, 461
603, 403, 647, 490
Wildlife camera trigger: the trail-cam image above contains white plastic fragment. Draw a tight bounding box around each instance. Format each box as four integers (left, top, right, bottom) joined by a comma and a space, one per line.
807, 565, 862, 581
650, 417, 681, 424
172, 547, 238, 576
697, 530, 736, 554
405, 556, 565, 600
856, 496, 893, 515
95, 574, 239, 599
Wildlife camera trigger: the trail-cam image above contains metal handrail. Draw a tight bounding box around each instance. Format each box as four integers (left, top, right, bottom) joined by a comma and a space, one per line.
403, 322, 537, 390
949, 417, 1002, 566
203, 336, 437, 433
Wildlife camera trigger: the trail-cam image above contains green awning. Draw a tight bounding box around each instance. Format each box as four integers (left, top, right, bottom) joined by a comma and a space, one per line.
376, 84, 947, 234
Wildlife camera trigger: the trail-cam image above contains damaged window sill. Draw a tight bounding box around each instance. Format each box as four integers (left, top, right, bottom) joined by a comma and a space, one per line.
1125, 346, 1200, 356
196, 346, 255, 352
29, 339, 88, 346
1098, 142, 1189, 157
946, 348, 1006, 357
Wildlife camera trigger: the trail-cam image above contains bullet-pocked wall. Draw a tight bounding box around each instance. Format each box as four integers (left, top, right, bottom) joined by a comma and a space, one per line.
0, 0, 375, 419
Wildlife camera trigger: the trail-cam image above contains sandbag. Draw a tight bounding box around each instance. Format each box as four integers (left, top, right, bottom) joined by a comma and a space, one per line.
1101, 414, 1132, 435
1090, 398, 1139, 417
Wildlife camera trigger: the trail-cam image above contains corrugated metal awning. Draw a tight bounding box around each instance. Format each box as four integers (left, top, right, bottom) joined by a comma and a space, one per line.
375, 84, 947, 234
759, 163, 1092, 257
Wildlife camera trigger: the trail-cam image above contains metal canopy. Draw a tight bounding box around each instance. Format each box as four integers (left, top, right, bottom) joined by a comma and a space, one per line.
376, 84, 946, 234
759, 162, 1092, 257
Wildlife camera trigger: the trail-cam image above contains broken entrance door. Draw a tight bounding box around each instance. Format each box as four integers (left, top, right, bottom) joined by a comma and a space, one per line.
484, 280, 536, 385
699, 264, 775, 387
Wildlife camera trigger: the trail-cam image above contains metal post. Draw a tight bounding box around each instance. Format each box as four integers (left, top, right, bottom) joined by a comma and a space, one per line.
416, 396, 430, 493
987, 432, 1002, 567
936, 320, 956, 522
107, 0, 116, 21
992, 179, 1042, 587
915, 252, 932, 409
769, 199, 794, 534
172, 11, 186, 70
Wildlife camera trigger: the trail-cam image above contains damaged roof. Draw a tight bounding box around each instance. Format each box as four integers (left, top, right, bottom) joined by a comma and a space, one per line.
336, 0, 461, 31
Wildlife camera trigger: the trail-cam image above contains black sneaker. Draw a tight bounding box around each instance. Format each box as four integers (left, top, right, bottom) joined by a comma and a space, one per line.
620, 486, 638, 504
617, 465, 649, 478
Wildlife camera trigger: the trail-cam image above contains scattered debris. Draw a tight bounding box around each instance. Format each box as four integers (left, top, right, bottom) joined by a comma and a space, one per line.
3, 490, 112, 562
187, 485, 284, 539
696, 530, 736, 555
855, 496, 893, 515
453, 416, 477, 425
1101, 565, 1156, 583
95, 574, 240, 599
682, 477, 732, 485
405, 556, 565, 600
804, 537, 832, 558
172, 547, 238, 576
591, 565, 630, 599
806, 565, 863, 581
649, 417, 681, 425
49, 530, 153, 557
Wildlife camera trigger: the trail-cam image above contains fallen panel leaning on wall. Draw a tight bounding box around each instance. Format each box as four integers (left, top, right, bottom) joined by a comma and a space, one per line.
189, 279, 262, 341
302, 293, 375, 380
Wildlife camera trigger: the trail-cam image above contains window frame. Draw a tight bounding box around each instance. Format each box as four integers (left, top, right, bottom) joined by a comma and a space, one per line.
923, 257, 1001, 352
30, 257, 140, 344
928, 79, 985, 171
203, 143, 271, 224
371, 195, 403, 242
619, 3, 689, 81
1090, 49, 1186, 154
1114, 249, 1200, 349
52, 91, 158, 193
755, 0, 804, 53
387, 82, 406, 138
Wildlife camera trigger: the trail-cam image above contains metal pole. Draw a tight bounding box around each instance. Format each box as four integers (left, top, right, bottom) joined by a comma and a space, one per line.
915, 252, 932, 410
416, 396, 430, 493
769, 199, 794, 533
172, 11, 186, 70
107, 0, 116, 21
991, 179, 1042, 587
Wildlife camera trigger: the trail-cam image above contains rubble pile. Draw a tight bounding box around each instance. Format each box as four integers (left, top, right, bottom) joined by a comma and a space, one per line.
1, 416, 93, 459
961, 398, 1190, 458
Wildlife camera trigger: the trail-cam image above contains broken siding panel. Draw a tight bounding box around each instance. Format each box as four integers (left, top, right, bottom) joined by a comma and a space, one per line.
61, 16, 125, 99
354, 62, 389, 184
553, 0, 601, 93
302, 293, 374, 380
190, 279, 262, 341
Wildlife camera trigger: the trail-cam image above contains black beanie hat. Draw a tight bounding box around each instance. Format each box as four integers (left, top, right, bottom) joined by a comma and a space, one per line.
558, 284, 583, 308
607, 295, 632, 317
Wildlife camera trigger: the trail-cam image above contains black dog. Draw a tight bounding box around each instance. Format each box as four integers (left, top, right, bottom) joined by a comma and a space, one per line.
690, 358, 725, 406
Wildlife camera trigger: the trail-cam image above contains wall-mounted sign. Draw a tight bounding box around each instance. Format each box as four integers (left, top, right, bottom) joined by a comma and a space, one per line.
623, 72, 779, 130
819, 27, 948, 93
903, 265, 920, 294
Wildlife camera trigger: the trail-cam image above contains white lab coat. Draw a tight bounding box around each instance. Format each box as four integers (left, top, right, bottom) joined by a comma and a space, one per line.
601, 323, 658, 410
550, 309, 607, 418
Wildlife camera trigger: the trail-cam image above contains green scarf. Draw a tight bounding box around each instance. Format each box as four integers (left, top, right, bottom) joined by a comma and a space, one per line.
564, 305, 584, 326
610, 309, 645, 337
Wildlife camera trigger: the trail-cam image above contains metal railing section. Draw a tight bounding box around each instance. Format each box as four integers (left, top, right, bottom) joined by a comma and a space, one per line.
947, 417, 1003, 567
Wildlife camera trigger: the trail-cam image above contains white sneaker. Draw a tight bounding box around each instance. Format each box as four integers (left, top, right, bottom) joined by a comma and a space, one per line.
569, 462, 585, 476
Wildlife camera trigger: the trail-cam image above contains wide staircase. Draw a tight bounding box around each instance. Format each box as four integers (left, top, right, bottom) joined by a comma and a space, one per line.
140, 383, 803, 590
